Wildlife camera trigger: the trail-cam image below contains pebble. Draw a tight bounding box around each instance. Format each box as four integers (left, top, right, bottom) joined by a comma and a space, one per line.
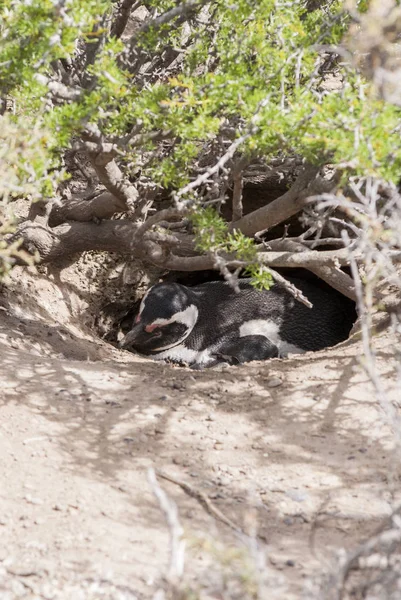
286, 489, 308, 502
267, 377, 283, 388
172, 382, 186, 391
24, 494, 43, 505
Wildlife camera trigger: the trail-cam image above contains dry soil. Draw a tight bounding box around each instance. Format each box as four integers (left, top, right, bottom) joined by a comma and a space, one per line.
0, 266, 400, 600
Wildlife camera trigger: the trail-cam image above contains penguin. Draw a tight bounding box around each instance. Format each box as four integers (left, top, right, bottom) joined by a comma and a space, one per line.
120, 278, 355, 368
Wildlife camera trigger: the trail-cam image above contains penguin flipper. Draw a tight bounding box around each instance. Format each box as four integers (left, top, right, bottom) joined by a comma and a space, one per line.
215, 335, 279, 365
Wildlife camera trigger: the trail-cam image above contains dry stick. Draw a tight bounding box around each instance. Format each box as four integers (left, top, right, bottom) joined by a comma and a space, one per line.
155, 469, 244, 536
267, 268, 313, 308
266, 239, 357, 301
175, 132, 252, 202
148, 468, 186, 582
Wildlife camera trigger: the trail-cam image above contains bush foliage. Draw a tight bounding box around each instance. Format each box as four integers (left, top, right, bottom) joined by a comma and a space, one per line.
1, 0, 400, 287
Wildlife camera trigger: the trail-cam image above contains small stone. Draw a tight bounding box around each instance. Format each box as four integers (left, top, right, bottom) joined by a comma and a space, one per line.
286, 559, 295, 567
24, 494, 43, 505
205, 414, 215, 421
159, 395, 170, 401
267, 377, 283, 388
52, 504, 62, 511
286, 489, 308, 502
172, 382, 185, 391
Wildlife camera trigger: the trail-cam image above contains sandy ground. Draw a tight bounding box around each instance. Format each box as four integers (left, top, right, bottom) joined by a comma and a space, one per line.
0, 267, 400, 599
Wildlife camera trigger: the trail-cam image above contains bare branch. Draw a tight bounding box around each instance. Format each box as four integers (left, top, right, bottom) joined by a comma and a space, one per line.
175, 133, 251, 202
268, 268, 313, 308
265, 239, 358, 300
156, 469, 243, 535
148, 468, 185, 584
17, 217, 399, 303
231, 165, 337, 237
17, 220, 140, 262
134, 207, 188, 239
48, 190, 127, 227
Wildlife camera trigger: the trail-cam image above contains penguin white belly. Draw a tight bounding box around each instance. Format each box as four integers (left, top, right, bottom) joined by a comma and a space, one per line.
239, 319, 306, 357
152, 345, 213, 366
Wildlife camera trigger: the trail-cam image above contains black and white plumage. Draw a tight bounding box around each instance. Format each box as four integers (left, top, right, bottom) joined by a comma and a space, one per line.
120, 278, 355, 368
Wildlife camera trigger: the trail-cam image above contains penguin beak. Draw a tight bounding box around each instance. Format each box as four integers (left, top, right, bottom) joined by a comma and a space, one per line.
119, 323, 143, 348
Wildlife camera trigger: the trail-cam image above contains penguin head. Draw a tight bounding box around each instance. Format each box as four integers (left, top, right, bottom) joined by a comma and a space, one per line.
120, 282, 199, 353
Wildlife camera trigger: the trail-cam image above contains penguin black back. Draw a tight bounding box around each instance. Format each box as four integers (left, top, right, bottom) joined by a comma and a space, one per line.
121, 277, 356, 367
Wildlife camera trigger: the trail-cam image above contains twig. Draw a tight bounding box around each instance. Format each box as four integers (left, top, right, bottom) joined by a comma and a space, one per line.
268, 268, 313, 308
148, 468, 186, 582
175, 133, 251, 202
156, 469, 244, 535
